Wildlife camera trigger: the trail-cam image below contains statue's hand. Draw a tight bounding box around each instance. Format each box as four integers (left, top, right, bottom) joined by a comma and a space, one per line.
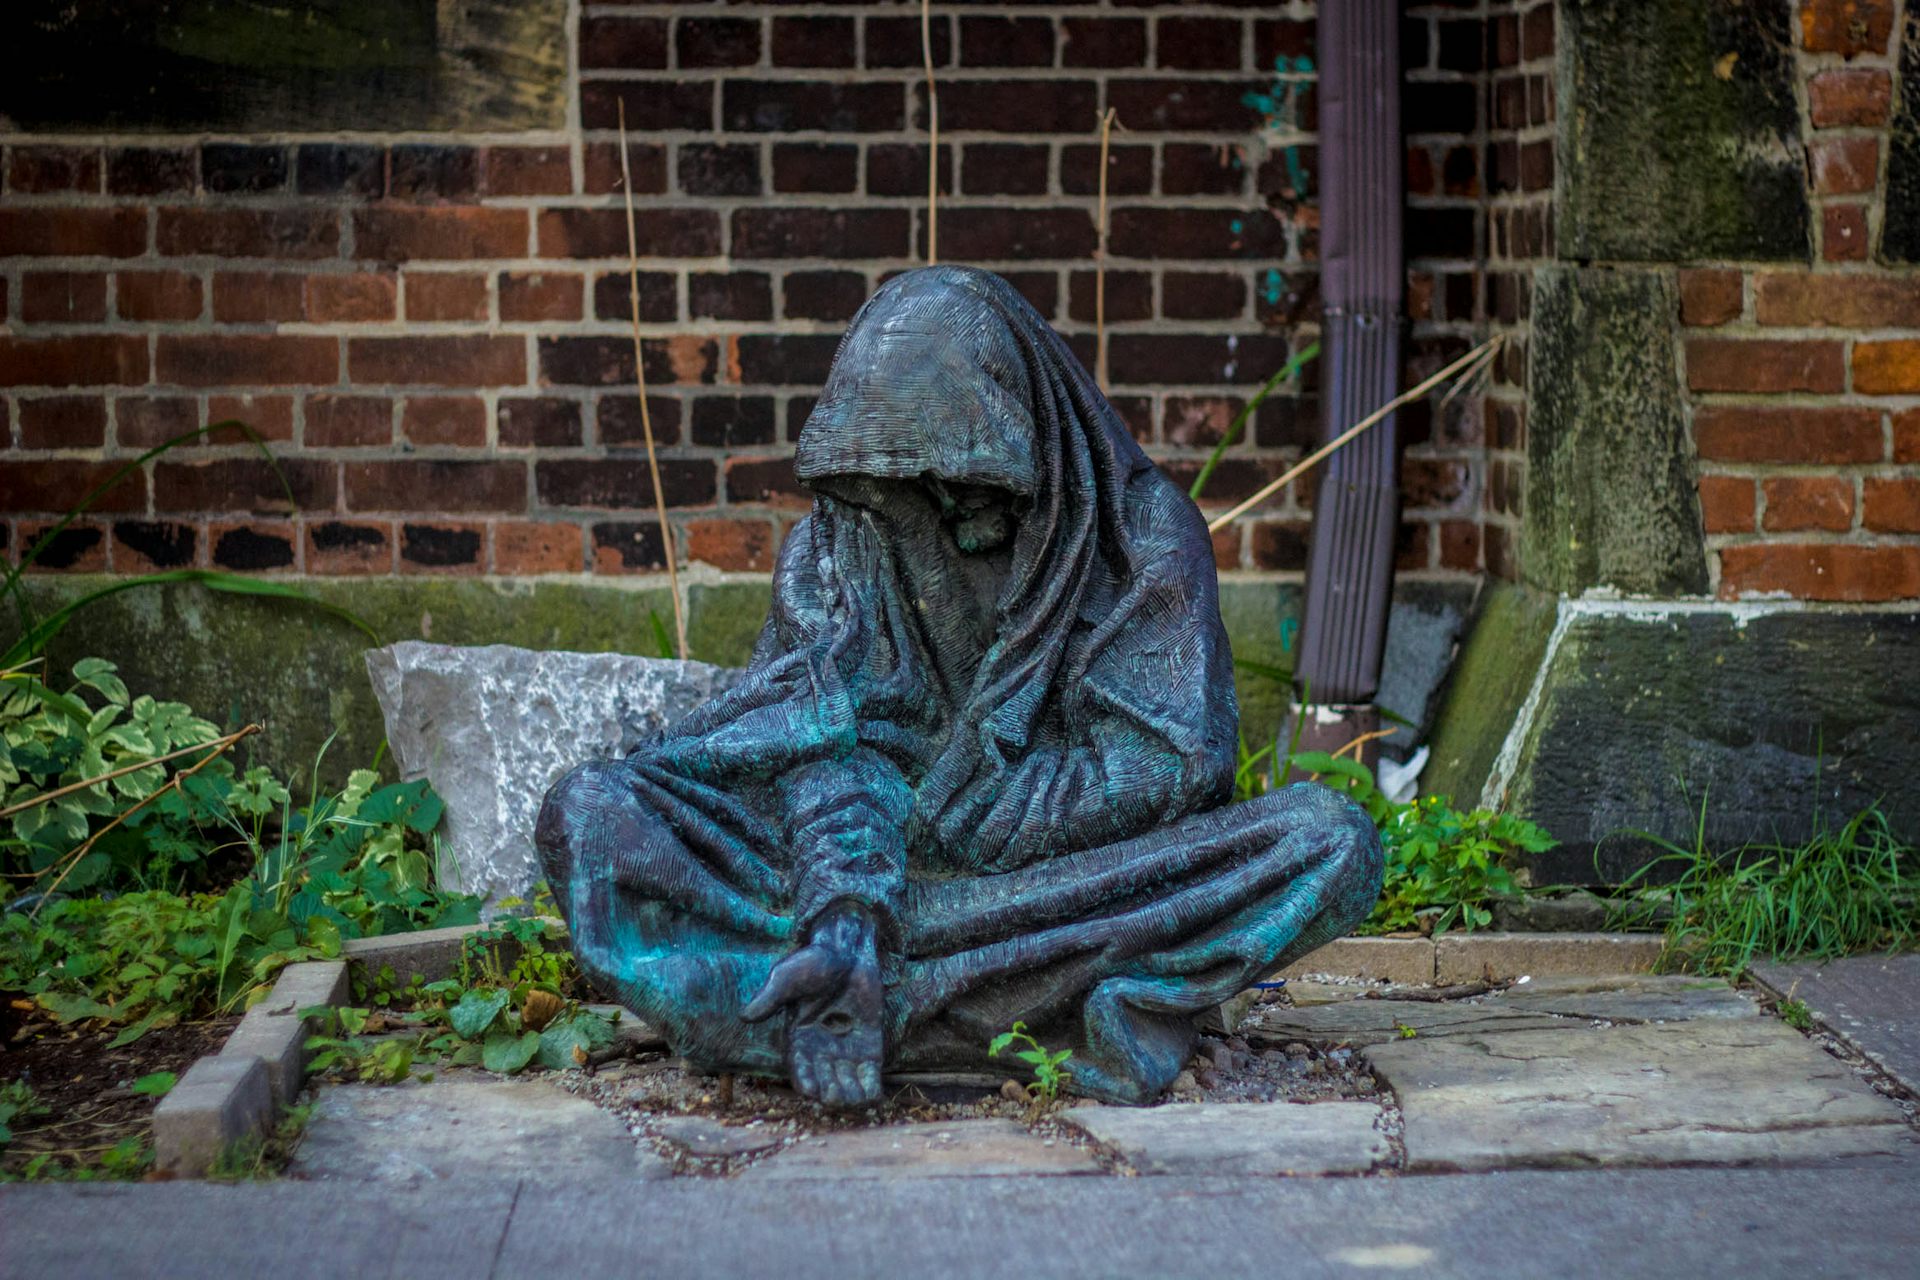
741, 901, 884, 1106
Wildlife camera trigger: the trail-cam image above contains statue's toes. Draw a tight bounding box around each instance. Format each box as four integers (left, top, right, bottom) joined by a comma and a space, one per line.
857, 1061, 880, 1099
792, 1055, 819, 1099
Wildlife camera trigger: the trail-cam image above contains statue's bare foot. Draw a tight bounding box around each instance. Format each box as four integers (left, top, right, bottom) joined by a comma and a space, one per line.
742, 902, 884, 1106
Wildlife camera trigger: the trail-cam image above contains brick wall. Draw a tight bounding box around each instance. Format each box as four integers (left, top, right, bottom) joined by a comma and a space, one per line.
1682, 0, 1920, 601
0, 0, 1493, 588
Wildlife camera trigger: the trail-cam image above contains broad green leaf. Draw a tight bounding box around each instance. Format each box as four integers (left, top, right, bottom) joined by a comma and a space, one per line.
130, 1071, 176, 1098
481, 1027, 541, 1074
535, 1010, 615, 1071
449, 988, 511, 1040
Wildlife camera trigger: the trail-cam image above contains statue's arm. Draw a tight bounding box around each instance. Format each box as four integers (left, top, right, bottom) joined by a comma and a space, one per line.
777, 748, 912, 950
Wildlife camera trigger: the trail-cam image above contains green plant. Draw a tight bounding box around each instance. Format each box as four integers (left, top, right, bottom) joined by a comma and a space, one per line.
206, 1102, 311, 1182
1609, 801, 1916, 978
129, 1071, 176, 1099
1778, 998, 1814, 1031
1188, 344, 1319, 504
988, 1020, 1074, 1102
0, 1080, 48, 1147
303, 1007, 423, 1084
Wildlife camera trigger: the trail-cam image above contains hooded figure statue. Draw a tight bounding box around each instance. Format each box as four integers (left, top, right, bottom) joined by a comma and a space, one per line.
536, 266, 1383, 1106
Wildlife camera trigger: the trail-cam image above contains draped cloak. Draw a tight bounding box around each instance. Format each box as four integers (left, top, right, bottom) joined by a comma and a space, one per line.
536, 266, 1382, 1104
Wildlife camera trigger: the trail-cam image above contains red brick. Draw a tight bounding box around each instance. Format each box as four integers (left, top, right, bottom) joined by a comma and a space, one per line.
116, 397, 199, 449
209, 521, 299, 572
484, 146, 573, 196
18, 397, 106, 449
1249, 521, 1309, 571
1719, 543, 1920, 602
1823, 205, 1870, 261
536, 208, 722, 259
1800, 0, 1894, 56
152, 458, 332, 514
1896, 409, 1920, 463
17, 520, 109, 572
212, 272, 307, 323
7, 146, 101, 193
352, 207, 527, 261
308, 273, 397, 323
582, 143, 668, 197
1438, 520, 1481, 572
590, 522, 668, 574
106, 147, 196, 196
1698, 475, 1757, 533
1209, 524, 1243, 573
0, 461, 145, 513
540, 458, 715, 509
1809, 136, 1877, 194
155, 208, 338, 258
1163, 396, 1241, 447
1863, 477, 1920, 532
404, 273, 490, 322
1854, 341, 1920, 394
20, 272, 107, 325
1109, 207, 1286, 259
1685, 339, 1846, 393
305, 395, 393, 448
0, 208, 146, 257
685, 517, 775, 571
306, 520, 394, 575
205, 395, 294, 445
348, 337, 524, 387
498, 398, 582, 448
1762, 475, 1854, 531
1754, 273, 1920, 328
1692, 405, 1883, 463
493, 521, 584, 574
344, 460, 526, 513
499, 272, 583, 322
111, 521, 198, 573
402, 397, 487, 447
0, 336, 149, 387
1808, 67, 1892, 126
1677, 269, 1743, 327
117, 271, 202, 322
400, 522, 484, 574
157, 335, 337, 386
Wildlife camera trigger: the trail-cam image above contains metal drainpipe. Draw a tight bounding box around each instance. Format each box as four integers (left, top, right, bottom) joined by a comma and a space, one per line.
1290, 0, 1403, 764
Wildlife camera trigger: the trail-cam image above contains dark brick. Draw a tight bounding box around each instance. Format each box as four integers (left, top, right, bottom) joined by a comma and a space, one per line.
1404, 82, 1477, 135
583, 142, 669, 196
725, 81, 902, 133
0, 461, 146, 514
485, 146, 573, 197
1001, 271, 1059, 320
3, 208, 147, 258
158, 208, 338, 258
0, 335, 148, 386
1157, 17, 1241, 70
1163, 144, 1247, 196
866, 16, 951, 68
1250, 522, 1309, 571
932, 207, 1095, 260
213, 525, 296, 571
200, 144, 287, 194
1107, 80, 1259, 132
498, 398, 582, 449
401, 523, 482, 569
591, 522, 666, 572
401, 397, 486, 448
1110, 208, 1285, 259
306, 395, 392, 448
934, 80, 1098, 133
773, 144, 858, 193
539, 336, 717, 387
498, 270, 583, 322
733, 208, 910, 259
348, 336, 524, 388
580, 15, 667, 69
153, 459, 334, 514
580, 82, 715, 132
693, 396, 777, 447
679, 143, 760, 197
1068, 270, 1150, 323
678, 17, 761, 67
540, 459, 714, 509
1163, 270, 1248, 319
961, 144, 1049, 196
389, 145, 479, 200
961, 17, 1054, 66
113, 521, 196, 570
345, 460, 525, 513
22, 272, 107, 325
772, 16, 856, 68
296, 144, 385, 197
1062, 18, 1147, 68
598, 396, 682, 447
735, 335, 843, 386
27, 525, 106, 571
1061, 144, 1153, 195
538, 208, 721, 258
115, 396, 198, 450
1437, 19, 1485, 72
723, 457, 811, 509
591, 271, 678, 323
106, 146, 195, 195
1407, 208, 1478, 260
1108, 334, 1294, 387
19, 396, 105, 448
689, 271, 772, 321
7, 146, 100, 193
784, 270, 869, 321
868, 144, 953, 197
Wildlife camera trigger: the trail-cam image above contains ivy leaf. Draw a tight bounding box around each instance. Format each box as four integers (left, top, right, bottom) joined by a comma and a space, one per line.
535, 1010, 614, 1071
449, 988, 511, 1041
481, 1027, 541, 1074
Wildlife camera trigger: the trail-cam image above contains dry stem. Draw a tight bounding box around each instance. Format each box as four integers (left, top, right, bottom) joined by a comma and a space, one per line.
922, 0, 940, 263
1095, 107, 1119, 390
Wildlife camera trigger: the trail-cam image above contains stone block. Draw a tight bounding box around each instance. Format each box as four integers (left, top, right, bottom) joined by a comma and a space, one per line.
1434, 933, 1663, 984
218, 961, 350, 1106
1278, 936, 1434, 985
1882, 11, 1920, 262
1062, 1101, 1388, 1175
1420, 583, 1559, 808
740, 1120, 1099, 1179
342, 922, 488, 985
153, 1054, 273, 1178
366, 641, 741, 902
1248, 999, 1571, 1049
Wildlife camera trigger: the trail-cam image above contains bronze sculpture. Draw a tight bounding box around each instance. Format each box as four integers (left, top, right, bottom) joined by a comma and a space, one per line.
537, 266, 1383, 1105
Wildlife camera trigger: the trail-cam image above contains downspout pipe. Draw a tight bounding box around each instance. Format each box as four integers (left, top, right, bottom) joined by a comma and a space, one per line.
1294, 0, 1403, 741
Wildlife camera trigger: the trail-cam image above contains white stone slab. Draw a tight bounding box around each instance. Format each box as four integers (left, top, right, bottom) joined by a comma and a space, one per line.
740, 1119, 1099, 1179
1061, 1101, 1388, 1175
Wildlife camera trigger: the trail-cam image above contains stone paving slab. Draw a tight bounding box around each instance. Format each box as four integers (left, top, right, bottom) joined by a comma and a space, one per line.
1751, 954, 1920, 1096
1488, 974, 1758, 1023
291, 1080, 669, 1183
738, 1119, 1099, 1180
1246, 998, 1571, 1047
651, 1114, 787, 1159
1061, 1101, 1387, 1175
1367, 1019, 1915, 1171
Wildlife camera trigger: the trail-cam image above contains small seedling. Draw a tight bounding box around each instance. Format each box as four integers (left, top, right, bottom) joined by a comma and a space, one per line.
988, 1021, 1074, 1103
1394, 1022, 1419, 1039
1778, 998, 1813, 1031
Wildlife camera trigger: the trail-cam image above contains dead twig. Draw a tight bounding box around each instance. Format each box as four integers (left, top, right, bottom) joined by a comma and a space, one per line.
922, 0, 940, 263
1094, 107, 1120, 391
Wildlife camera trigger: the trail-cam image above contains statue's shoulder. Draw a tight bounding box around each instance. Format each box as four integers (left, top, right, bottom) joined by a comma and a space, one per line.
1124, 464, 1216, 575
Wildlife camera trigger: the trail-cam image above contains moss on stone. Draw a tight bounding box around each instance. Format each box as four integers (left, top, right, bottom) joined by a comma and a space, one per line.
1420, 583, 1559, 807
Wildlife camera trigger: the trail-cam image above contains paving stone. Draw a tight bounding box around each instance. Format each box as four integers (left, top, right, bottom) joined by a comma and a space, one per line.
651, 1115, 787, 1159
291, 1080, 668, 1183
1246, 999, 1571, 1048
1367, 1020, 1915, 1171
1282, 980, 1368, 1007
1489, 975, 1757, 1024
1278, 936, 1434, 985
1434, 932, 1663, 983
1752, 954, 1920, 1096
739, 1119, 1100, 1180
1061, 1102, 1387, 1176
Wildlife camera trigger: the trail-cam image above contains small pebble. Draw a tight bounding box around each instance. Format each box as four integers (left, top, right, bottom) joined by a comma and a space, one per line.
1205, 1041, 1234, 1072
1168, 1070, 1200, 1095
1285, 1042, 1311, 1059
1225, 1036, 1251, 1054
1195, 1067, 1220, 1091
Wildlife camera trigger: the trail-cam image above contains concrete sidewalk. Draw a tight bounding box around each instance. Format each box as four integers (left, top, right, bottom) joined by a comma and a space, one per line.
5, 1161, 1918, 1279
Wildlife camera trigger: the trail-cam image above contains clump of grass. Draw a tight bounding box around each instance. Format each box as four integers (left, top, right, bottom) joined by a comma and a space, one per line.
1610, 802, 1918, 978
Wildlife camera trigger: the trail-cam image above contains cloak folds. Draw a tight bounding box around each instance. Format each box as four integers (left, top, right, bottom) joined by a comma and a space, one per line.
536, 266, 1383, 1104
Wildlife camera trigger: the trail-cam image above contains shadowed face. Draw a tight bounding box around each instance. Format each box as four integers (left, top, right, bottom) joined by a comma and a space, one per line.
925, 477, 1018, 554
